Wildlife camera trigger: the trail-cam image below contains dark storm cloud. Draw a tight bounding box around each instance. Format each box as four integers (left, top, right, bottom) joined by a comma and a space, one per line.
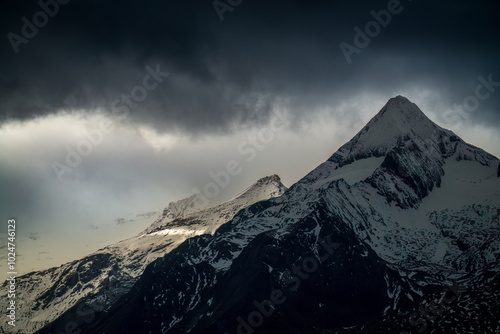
1, 0, 499, 132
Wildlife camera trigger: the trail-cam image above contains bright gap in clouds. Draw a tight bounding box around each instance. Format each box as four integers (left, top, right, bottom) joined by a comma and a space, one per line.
0, 106, 357, 276
1, 93, 499, 278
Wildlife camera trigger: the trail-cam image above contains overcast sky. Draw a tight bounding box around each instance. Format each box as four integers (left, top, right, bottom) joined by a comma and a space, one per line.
1, 0, 499, 275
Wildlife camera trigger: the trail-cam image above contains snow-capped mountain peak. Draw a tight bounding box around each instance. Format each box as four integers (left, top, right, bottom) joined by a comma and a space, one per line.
373, 95, 438, 137
229, 174, 286, 202
297, 96, 497, 198
159, 193, 208, 221
329, 95, 442, 165
381, 95, 426, 119
144, 174, 287, 235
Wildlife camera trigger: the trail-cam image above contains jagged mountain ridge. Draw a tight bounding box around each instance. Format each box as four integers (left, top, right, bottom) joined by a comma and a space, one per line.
39, 96, 500, 333
0, 175, 287, 334
152, 193, 208, 225
145, 174, 287, 235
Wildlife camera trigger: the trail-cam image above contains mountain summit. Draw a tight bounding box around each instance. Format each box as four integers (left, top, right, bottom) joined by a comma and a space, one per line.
145, 174, 287, 234
329, 95, 451, 165
329, 95, 496, 167
372, 95, 432, 129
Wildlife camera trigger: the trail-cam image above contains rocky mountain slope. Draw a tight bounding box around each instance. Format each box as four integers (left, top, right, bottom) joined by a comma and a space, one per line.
38, 96, 500, 333
0, 175, 287, 334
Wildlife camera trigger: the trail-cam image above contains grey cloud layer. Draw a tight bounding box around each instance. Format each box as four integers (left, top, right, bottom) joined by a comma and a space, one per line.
1, 0, 499, 132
